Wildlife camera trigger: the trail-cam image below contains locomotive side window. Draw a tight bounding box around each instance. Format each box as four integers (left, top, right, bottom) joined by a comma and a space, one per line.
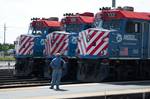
143, 23, 149, 33
126, 21, 141, 33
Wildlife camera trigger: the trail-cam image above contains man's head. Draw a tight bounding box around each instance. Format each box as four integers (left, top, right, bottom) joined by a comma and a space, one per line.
56, 53, 61, 57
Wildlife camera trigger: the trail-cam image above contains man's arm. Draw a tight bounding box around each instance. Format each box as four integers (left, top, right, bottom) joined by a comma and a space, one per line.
50, 59, 56, 69
61, 59, 66, 70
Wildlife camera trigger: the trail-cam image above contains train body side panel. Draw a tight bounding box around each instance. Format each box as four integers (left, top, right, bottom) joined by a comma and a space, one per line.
109, 20, 150, 59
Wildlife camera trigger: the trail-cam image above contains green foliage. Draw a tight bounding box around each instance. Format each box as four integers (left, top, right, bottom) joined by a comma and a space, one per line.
0, 57, 15, 61
0, 43, 15, 51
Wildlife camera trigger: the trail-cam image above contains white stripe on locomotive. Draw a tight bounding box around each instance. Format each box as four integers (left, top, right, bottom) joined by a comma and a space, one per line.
88, 31, 109, 55
19, 36, 34, 55
53, 34, 68, 54
86, 30, 102, 54
78, 33, 84, 55
24, 38, 34, 55
22, 37, 34, 55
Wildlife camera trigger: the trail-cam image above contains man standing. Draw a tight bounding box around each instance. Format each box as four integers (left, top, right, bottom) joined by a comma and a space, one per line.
50, 53, 65, 90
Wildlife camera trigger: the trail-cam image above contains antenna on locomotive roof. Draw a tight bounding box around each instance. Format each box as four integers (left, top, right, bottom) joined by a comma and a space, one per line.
112, 0, 116, 8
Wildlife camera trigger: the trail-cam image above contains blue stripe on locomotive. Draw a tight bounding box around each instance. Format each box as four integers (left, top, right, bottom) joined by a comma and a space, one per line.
33, 36, 45, 57
68, 33, 78, 57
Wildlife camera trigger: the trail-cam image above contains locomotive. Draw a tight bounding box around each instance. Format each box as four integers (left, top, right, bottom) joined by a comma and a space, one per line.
77, 6, 150, 82
45, 12, 94, 80
14, 17, 61, 77
14, 6, 150, 82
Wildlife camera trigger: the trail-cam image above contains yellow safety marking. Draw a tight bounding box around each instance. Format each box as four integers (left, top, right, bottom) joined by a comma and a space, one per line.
54, 88, 150, 98
0, 83, 99, 92
21, 96, 56, 99
61, 83, 99, 87
16, 88, 150, 99
0, 86, 41, 92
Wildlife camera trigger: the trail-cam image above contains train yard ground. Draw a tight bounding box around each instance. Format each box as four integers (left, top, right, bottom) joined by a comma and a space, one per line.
1, 62, 150, 98
1, 81, 150, 99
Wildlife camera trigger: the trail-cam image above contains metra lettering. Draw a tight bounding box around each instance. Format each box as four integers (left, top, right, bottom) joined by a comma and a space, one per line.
123, 35, 137, 40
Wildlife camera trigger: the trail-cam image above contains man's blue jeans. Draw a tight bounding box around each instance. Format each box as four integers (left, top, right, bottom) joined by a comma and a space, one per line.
51, 69, 62, 89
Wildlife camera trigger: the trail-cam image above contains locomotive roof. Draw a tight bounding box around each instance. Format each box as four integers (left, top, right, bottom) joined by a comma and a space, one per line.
101, 10, 150, 20
62, 13, 94, 24
31, 20, 61, 27
43, 20, 61, 27
79, 16, 94, 23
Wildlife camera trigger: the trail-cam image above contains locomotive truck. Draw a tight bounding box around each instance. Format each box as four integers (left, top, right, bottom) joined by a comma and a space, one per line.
14, 17, 61, 78
77, 6, 150, 82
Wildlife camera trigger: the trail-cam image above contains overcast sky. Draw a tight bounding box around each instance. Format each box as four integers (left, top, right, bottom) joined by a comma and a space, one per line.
0, 0, 150, 44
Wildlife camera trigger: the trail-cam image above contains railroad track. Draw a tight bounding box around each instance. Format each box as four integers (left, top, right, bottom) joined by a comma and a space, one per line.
0, 76, 80, 89
0, 76, 49, 88
1, 75, 150, 89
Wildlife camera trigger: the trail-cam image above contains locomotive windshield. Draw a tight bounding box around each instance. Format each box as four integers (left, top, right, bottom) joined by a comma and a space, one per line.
102, 20, 121, 30
28, 26, 62, 35
65, 24, 91, 32
94, 19, 121, 30
48, 27, 62, 33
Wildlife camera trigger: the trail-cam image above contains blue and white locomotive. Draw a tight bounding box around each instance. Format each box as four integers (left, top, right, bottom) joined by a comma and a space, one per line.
14, 17, 61, 77
77, 6, 150, 82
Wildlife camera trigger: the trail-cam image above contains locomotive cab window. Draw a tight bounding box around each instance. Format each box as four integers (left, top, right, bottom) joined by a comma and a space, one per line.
66, 24, 83, 32
126, 21, 142, 33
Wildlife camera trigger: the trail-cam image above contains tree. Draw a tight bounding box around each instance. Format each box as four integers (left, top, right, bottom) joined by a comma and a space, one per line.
0, 43, 15, 51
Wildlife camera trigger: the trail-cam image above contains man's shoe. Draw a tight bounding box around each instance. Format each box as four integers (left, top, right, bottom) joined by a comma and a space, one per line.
49, 87, 53, 89
56, 87, 60, 90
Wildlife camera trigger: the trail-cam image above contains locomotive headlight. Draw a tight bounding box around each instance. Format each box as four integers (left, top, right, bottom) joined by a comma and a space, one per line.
101, 50, 107, 55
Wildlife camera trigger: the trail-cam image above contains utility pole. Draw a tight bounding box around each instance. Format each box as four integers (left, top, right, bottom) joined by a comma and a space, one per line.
3, 23, 6, 57
4, 23, 6, 45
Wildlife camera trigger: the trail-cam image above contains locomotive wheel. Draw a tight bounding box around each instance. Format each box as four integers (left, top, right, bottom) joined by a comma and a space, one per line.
77, 60, 110, 82
140, 60, 150, 80
14, 58, 32, 78
77, 62, 87, 81
61, 59, 78, 81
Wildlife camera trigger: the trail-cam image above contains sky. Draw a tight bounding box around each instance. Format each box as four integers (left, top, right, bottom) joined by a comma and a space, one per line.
0, 0, 150, 44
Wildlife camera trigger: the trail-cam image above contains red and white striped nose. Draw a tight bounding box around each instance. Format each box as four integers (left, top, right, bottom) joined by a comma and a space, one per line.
78, 28, 110, 56
45, 32, 69, 57
18, 35, 34, 55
